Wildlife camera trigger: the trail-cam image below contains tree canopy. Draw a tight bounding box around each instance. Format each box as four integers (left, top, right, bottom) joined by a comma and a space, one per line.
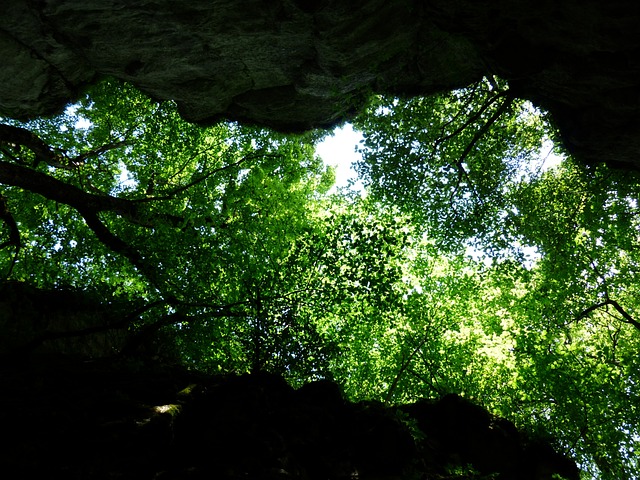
1, 77, 639, 479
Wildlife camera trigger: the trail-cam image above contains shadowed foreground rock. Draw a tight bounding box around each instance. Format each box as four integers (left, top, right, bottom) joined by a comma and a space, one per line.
0, 358, 579, 479
1, 1, 640, 168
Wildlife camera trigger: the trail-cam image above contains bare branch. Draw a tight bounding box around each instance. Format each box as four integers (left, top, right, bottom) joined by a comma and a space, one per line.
385, 333, 430, 404
79, 209, 145, 268
0, 159, 190, 229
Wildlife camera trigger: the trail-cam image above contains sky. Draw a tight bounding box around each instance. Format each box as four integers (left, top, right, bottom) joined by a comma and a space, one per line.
315, 124, 364, 192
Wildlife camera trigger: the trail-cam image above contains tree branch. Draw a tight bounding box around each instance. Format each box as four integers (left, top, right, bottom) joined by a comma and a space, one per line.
139, 152, 280, 202
0, 123, 61, 166
0, 123, 132, 170
69, 139, 129, 165
576, 299, 640, 332
446, 93, 514, 207
436, 89, 508, 149
79, 209, 146, 268
0, 194, 20, 277
0, 159, 192, 228
0, 194, 20, 252
455, 93, 515, 172
385, 332, 431, 404
0, 160, 135, 215
0, 160, 175, 285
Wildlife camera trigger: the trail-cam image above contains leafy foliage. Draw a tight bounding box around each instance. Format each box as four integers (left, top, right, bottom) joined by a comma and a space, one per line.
1, 77, 639, 479
353, 79, 640, 479
353, 77, 549, 252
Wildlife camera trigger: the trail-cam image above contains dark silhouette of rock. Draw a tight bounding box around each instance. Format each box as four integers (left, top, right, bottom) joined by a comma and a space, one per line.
1, 1, 640, 168
0, 280, 129, 358
0, 357, 579, 479
521, 441, 581, 480
402, 394, 580, 480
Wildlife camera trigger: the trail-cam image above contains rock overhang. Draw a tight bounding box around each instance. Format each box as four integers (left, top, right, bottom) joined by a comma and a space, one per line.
1, 0, 639, 167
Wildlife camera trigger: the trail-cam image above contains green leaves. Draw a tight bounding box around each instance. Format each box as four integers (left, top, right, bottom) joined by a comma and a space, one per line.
353, 77, 548, 252
3, 76, 640, 478
350, 77, 640, 478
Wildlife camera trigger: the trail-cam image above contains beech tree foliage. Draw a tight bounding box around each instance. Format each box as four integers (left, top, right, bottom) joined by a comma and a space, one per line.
1, 77, 639, 479
353, 79, 640, 479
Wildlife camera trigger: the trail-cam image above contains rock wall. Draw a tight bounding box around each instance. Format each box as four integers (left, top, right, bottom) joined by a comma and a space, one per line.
1, 1, 639, 167
0, 281, 129, 358
0, 361, 579, 479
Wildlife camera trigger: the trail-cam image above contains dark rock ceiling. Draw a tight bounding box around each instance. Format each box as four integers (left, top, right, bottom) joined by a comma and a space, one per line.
2, 0, 640, 168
